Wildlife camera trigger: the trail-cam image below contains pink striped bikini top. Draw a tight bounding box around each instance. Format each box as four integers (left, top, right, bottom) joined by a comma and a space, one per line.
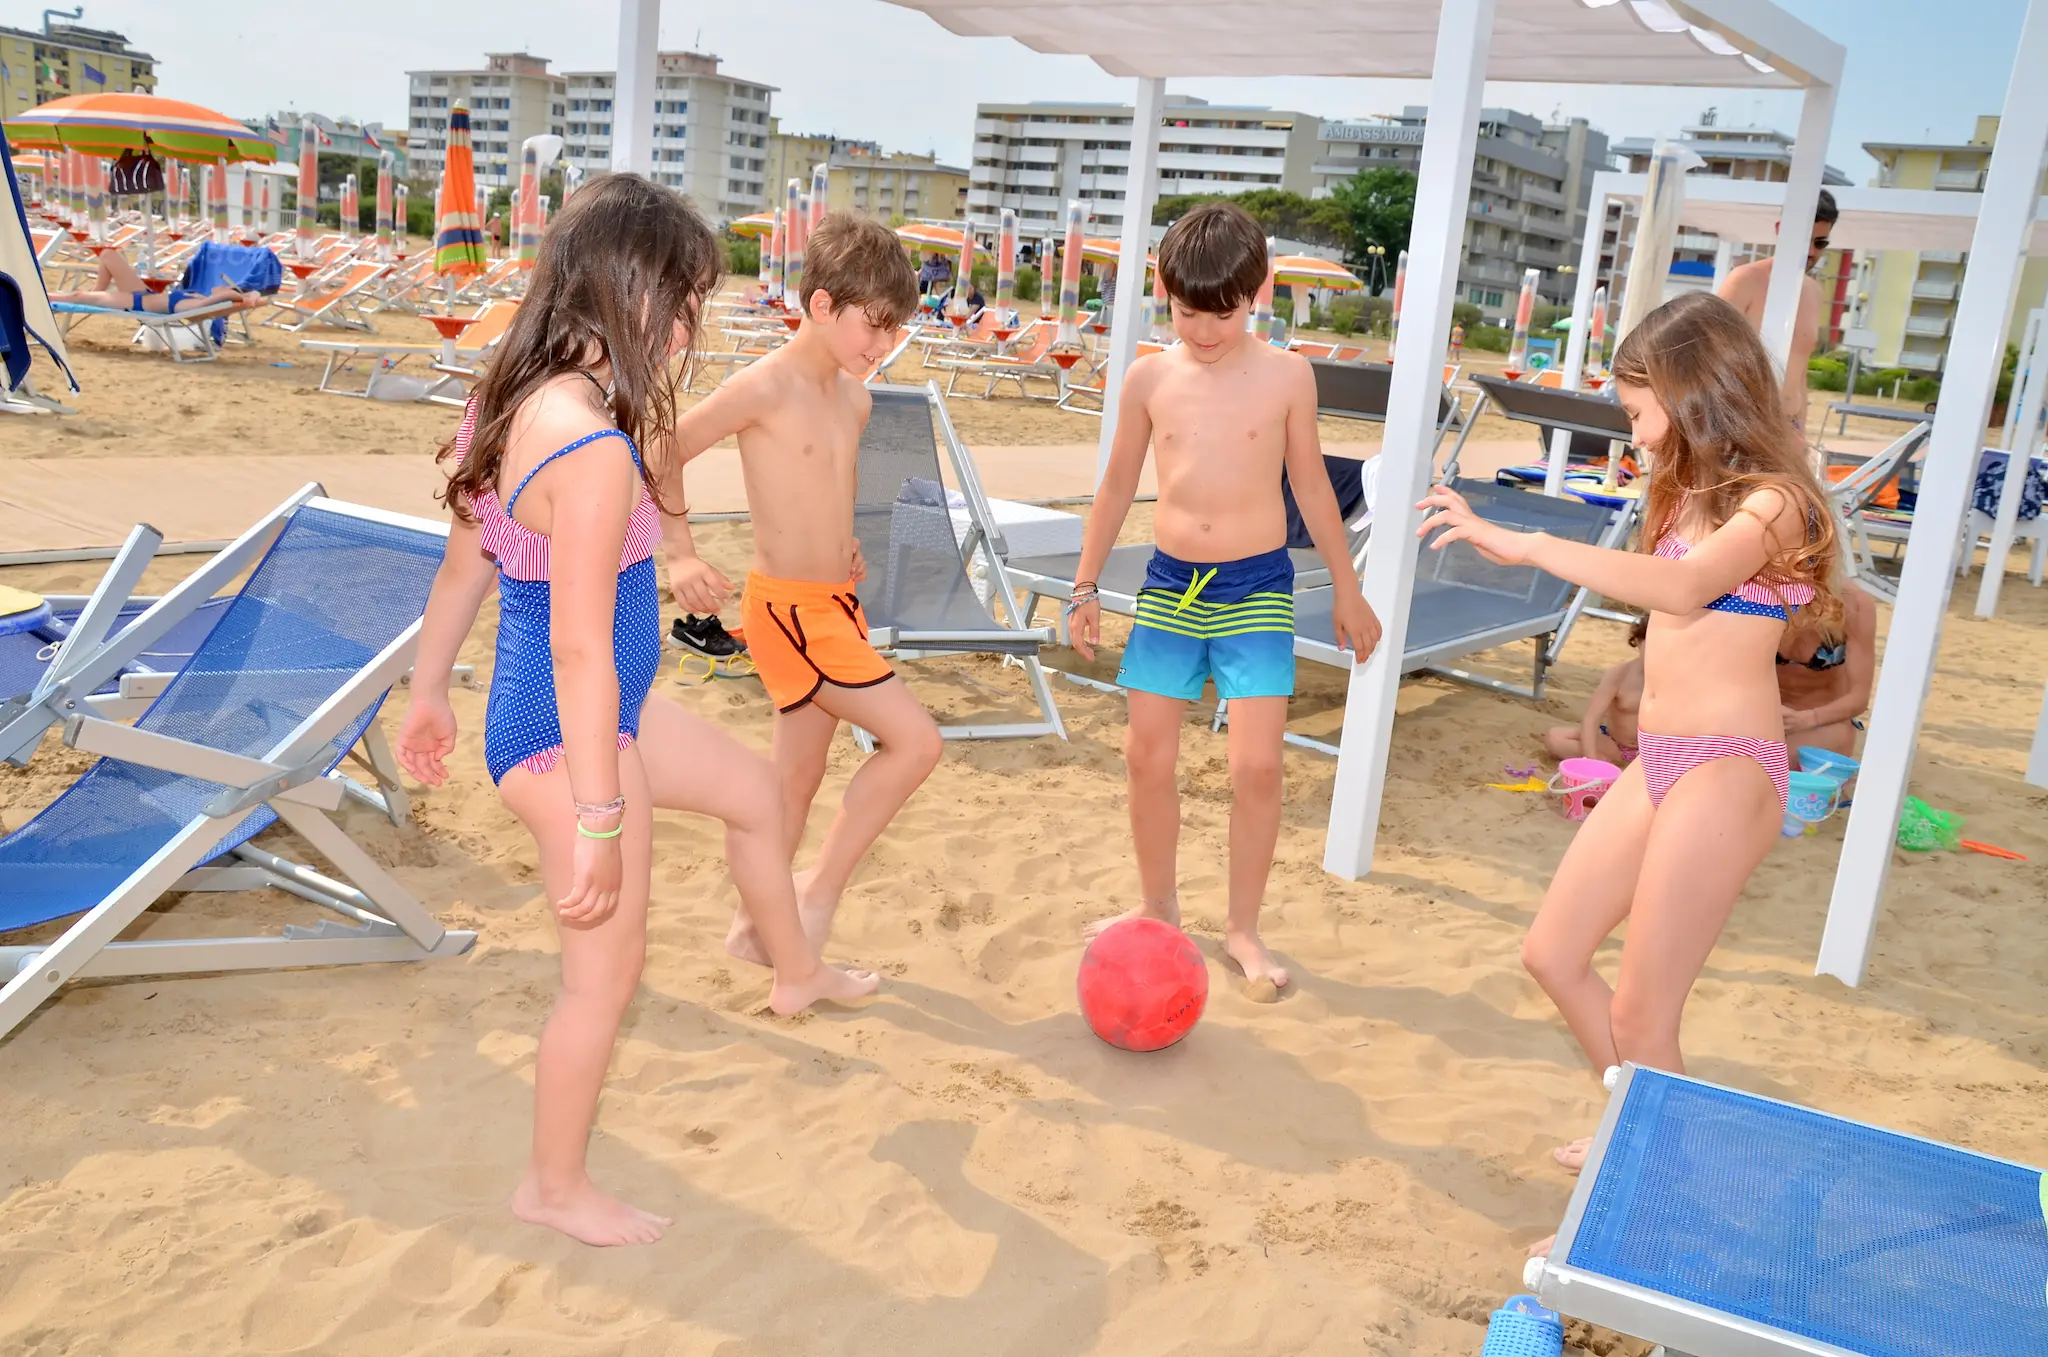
1654, 506, 1815, 620
451, 397, 661, 583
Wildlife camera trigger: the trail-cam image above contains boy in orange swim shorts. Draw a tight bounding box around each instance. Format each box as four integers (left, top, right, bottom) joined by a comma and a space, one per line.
656, 213, 941, 966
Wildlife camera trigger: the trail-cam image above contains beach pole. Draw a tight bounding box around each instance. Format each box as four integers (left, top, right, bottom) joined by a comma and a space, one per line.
1976, 283, 2048, 616
1822, 0, 2048, 984
612, 0, 658, 176
1252, 237, 1276, 343
1760, 81, 1838, 386
1324, 0, 1494, 881
1095, 75, 1166, 478
1549, 197, 1608, 493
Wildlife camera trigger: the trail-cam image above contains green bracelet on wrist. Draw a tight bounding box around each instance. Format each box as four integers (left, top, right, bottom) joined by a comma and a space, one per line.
576, 822, 623, 840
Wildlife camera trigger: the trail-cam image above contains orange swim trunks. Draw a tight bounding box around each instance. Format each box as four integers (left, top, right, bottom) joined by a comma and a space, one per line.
740, 572, 895, 713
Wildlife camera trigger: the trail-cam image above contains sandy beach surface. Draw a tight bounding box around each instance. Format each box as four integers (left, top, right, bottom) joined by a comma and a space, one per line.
2, 299, 2044, 1356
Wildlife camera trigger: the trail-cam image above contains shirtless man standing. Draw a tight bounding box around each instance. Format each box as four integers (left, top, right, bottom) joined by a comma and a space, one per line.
1069, 201, 1382, 997
658, 212, 942, 964
1716, 189, 1838, 433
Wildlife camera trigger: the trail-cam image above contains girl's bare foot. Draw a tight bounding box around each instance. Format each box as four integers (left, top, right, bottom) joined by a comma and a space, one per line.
1083, 893, 1180, 940
724, 908, 771, 967
1224, 928, 1289, 1001
724, 869, 842, 969
768, 962, 879, 1015
1554, 1137, 1594, 1172
511, 1173, 672, 1247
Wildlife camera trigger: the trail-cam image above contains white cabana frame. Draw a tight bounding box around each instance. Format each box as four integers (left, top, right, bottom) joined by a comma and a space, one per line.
1820, 0, 2048, 985
872, 0, 1844, 880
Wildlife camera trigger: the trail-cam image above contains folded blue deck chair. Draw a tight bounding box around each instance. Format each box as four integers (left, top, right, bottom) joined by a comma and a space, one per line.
0, 487, 476, 1040
1, 592, 232, 713
1528, 1064, 2048, 1357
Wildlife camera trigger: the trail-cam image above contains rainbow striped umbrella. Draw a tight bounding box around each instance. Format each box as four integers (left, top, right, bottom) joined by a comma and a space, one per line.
1038, 237, 1056, 318
809, 163, 828, 233
1506, 268, 1539, 376
343, 174, 361, 235
434, 105, 486, 280
5, 92, 276, 166
784, 178, 805, 307
767, 208, 784, 299
238, 166, 254, 240
949, 221, 974, 320
1585, 285, 1610, 375
728, 211, 776, 239
85, 155, 104, 241
1056, 200, 1084, 345
295, 119, 318, 259
1150, 255, 1170, 342
514, 140, 541, 268
392, 183, 407, 255
1273, 256, 1362, 290
896, 221, 965, 252
209, 157, 230, 241
375, 151, 394, 258
994, 209, 1016, 316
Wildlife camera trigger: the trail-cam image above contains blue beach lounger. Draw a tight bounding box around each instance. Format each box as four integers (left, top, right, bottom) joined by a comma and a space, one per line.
0, 488, 476, 1041
1526, 1064, 2048, 1357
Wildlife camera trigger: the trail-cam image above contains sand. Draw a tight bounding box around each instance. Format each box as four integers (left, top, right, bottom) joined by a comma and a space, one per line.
3, 297, 2046, 1356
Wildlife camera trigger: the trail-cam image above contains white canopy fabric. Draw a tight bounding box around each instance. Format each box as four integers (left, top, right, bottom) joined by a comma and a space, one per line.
1592, 171, 2048, 254
883, 0, 1840, 85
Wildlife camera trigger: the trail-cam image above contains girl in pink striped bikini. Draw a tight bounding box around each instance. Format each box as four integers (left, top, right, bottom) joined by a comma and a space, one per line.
1418, 291, 1840, 1187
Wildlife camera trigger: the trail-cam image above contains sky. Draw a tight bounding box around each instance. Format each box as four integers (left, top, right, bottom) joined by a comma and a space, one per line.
26, 0, 2030, 182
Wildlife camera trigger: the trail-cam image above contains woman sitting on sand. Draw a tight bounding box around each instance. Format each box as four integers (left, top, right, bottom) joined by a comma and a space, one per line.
50, 248, 261, 316
1777, 581, 1875, 758
1415, 292, 1841, 1251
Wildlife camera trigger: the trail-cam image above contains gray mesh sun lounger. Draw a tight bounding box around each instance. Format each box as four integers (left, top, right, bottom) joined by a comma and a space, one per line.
1528, 1063, 2048, 1357
849, 382, 1066, 744
1217, 479, 1633, 754
0, 486, 477, 1041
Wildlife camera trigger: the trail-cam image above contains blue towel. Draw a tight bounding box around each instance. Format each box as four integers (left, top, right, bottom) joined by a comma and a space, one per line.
180, 242, 284, 344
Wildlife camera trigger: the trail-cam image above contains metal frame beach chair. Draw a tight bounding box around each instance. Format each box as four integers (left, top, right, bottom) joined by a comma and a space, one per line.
301, 299, 521, 399
261, 258, 392, 333
850, 382, 1066, 744
1460, 373, 1634, 484
1828, 421, 1933, 603
0, 486, 476, 1041
1526, 1063, 2048, 1357
50, 296, 263, 364
936, 320, 1063, 401
2, 585, 233, 718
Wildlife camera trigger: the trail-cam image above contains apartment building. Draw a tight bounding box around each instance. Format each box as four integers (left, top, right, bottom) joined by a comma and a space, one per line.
1861, 115, 2048, 374
1312, 107, 1610, 321
765, 125, 878, 197
560, 51, 774, 224
406, 53, 565, 190
0, 17, 153, 116
241, 112, 410, 179
967, 96, 1319, 237
825, 149, 968, 222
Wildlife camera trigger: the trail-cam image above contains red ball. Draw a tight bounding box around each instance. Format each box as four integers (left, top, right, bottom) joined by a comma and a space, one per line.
1077, 917, 1209, 1052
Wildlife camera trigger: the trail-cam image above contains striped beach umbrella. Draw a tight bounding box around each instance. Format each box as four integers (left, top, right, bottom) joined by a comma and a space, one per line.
392, 183, 408, 256
994, 209, 1017, 317
1505, 267, 1539, 377
375, 151, 394, 259
896, 221, 965, 252
1252, 237, 1277, 341
434, 105, 487, 280
5, 92, 276, 166
260, 172, 275, 237
1585, 284, 1610, 375
728, 211, 775, 238
1272, 255, 1362, 290
755, 209, 772, 290
1056, 200, 1084, 345
784, 178, 805, 308
1150, 253, 1171, 342
809, 163, 828, 233
342, 174, 360, 235
210, 157, 229, 242
85, 156, 104, 241
1391, 248, 1408, 345
514, 141, 541, 268
238, 165, 254, 240
949, 220, 974, 320
295, 118, 318, 259
1039, 237, 1056, 318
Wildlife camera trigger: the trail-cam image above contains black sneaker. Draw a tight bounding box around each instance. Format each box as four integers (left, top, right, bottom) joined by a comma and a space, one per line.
669, 614, 745, 658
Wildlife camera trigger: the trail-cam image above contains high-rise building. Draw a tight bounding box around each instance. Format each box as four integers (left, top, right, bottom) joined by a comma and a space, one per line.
765, 124, 878, 200
406, 53, 566, 190
967, 96, 1320, 237
1313, 107, 1613, 321
560, 51, 774, 224
0, 17, 154, 115
1861, 115, 2048, 374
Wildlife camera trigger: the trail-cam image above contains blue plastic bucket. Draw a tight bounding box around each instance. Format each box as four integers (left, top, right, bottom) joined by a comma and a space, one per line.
1797, 746, 1860, 787
1480, 1295, 1563, 1357
1782, 770, 1839, 836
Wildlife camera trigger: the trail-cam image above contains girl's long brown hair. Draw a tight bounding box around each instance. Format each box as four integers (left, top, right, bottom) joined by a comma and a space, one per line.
1611, 291, 1841, 629
439, 173, 723, 519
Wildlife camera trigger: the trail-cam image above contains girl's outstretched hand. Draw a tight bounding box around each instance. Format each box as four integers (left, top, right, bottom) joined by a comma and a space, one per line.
395, 697, 457, 786
557, 830, 623, 926
1416, 485, 1535, 566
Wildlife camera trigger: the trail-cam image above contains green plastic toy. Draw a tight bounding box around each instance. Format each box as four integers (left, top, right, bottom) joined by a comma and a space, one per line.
1896, 796, 1963, 852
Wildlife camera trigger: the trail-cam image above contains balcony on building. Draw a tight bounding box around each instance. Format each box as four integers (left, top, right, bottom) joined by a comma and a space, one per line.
1903, 314, 1953, 338
1919, 249, 1965, 265
1912, 279, 1960, 302
1896, 348, 1945, 372
1933, 168, 1985, 192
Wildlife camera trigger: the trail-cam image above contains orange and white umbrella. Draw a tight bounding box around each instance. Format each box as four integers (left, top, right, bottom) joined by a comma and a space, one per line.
728, 211, 776, 239
433, 105, 486, 280
295, 118, 318, 260
5, 92, 275, 165
1273, 255, 1363, 290
896, 221, 965, 251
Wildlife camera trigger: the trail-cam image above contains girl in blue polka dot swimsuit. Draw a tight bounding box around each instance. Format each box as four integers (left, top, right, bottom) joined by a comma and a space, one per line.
392, 174, 878, 1250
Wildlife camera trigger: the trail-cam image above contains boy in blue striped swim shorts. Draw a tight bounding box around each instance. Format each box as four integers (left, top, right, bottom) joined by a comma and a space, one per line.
1069, 201, 1382, 997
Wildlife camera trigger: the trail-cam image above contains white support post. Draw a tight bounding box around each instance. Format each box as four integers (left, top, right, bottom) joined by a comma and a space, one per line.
1711, 238, 1735, 289
2000, 310, 2041, 451
1759, 82, 1836, 375
1323, 0, 1494, 880
1547, 193, 1608, 495
611, 0, 660, 177
1097, 76, 1167, 480
1975, 296, 2048, 616
1820, 0, 2048, 986
2029, 676, 2048, 788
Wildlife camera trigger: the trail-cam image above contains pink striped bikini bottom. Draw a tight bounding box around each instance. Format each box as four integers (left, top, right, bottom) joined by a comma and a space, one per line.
1637, 731, 1790, 810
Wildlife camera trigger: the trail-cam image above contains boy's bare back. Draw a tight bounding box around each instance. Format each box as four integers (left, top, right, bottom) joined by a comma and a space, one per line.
1138, 339, 1306, 562
720, 348, 871, 583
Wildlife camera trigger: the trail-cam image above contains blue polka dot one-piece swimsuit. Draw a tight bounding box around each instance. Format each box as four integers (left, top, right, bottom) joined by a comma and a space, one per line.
451, 397, 665, 785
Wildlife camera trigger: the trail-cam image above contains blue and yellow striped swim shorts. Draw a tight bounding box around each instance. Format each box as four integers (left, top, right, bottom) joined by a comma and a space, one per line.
1116, 546, 1295, 701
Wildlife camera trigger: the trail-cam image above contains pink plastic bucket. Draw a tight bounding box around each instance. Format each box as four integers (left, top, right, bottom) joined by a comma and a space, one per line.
1549, 757, 1621, 821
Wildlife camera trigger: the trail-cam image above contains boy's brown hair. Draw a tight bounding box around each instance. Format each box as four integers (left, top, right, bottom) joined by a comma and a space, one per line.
1157, 200, 1268, 314
801, 212, 919, 328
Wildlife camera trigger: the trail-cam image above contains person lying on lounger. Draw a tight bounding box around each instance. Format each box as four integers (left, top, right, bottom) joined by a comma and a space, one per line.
50, 249, 261, 315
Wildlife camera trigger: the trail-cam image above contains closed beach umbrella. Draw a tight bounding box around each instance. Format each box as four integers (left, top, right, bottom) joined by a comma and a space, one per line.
210, 157, 229, 242
433, 104, 487, 282
392, 183, 407, 255
809, 163, 827, 233
994, 208, 1017, 317
1391, 248, 1408, 345
1506, 267, 1539, 376
343, 174, 360, 236
261, 173, 276, 236
514, 140, 541, 268
784, 178, 805, 308
1253, 236, 1276, 341
296, 118, 318, 259
1056, 200, 1085, 345
949, 221, 974, 319
1616, 140, 1702, 347
756, 208, 772, 289
85, 155, 104, 241
1039, 237, 1056, 318
238, 166, 254, 239
375, 151, 394, 259
767, 207, 784, 300
1150, 253, 1170, 342
1585, 284, 1610, 375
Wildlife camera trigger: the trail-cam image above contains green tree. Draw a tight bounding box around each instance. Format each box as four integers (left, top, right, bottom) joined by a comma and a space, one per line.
1150, 188, 1349, 249
1325, 167, 1417, 285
